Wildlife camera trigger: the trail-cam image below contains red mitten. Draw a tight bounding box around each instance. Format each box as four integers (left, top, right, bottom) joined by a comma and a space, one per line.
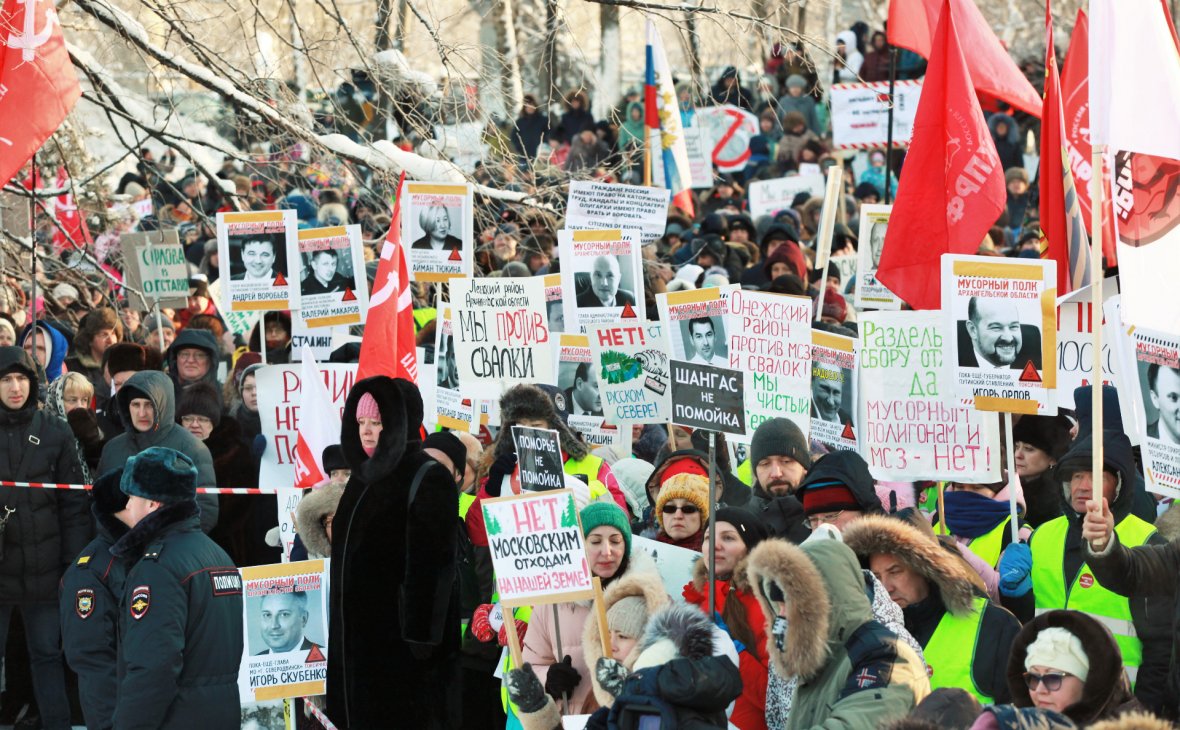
497, 616, 529, 647
471, 604, 496, 643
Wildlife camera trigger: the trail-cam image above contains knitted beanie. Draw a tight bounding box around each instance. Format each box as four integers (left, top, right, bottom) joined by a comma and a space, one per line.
713, 507, 771, 551
750, 417, 812, 472
799, 480, 861, 517
580, 502, 632, 560
606, 596, 649, 639
655, 473, 711, 527
356, 392, 380, 421
610, 458, 656, 517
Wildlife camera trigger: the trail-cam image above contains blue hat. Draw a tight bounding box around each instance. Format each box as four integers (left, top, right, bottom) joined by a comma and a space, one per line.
120, 447, 197, 503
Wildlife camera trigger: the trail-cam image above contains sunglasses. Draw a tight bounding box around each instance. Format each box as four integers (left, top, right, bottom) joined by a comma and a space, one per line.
661, 504, 700, 515
1023, 671, 1070, 691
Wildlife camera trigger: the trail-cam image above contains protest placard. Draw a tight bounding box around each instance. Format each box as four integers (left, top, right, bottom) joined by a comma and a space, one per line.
694, 105, 759, 173
942, 255, 1057, 415
565, 180, 671, 246
670, 360, 745, 436
656, 286, 735, 366
587, 322, 672, 426
544, 273, 565, 334
216, 210, 298, 311
830, 80, 922, 151
511, 426, 566, 491
1101, 295, 1143, 447
208, 279, 261, 338
811, 329, 859, 452
747, 175, 826, 219
559, 229, 644, 332
433, 304, 478, 433
237, 560, 329, 702
1056, 285, 1119, 410
726, 289, 812, 440
288, 225, 368, 328
290, 319, 349, 362
854, 205, 903, 310
275, 487, 302, 561
257, 364, 357, 487
481, 489, 594, 607
120, 231, 189, 308
1126, 327, 1180, 498
830, 254, 859, 298
556, 334, 630, 451
401, 181, 474, 282
451, 277, 552, 396
858, 310, 1001, 482
631, 535, 698, 601
651, 125, 713, 189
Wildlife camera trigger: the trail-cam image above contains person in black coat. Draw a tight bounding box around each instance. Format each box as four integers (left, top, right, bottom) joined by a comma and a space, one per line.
554, 90, 594, 145
109, 447, 244, 729
326, 377, 461, 729
511, 93, 551, 162
0, 346, 90, 730
60, 468, 132, 730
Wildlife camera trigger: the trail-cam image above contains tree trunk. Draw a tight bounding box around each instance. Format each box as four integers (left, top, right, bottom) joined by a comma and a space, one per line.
289, 1, 308, 95
375, 0, 393, 50
685, 8, 705, 103
540, 0, 560, 105
597, 3, 621, 119
494, 0, 524, 117
394, 0, 411, 52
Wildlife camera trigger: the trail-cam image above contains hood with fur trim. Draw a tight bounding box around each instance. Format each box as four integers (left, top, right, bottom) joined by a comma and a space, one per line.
486, 384, 588, 466
747, 538, 874, 681
296, 482, 344, 558
842, 515, 981, 617
340, 376, 408, 483
1007, 609, 1133, 726
1087, 712, 1175, 730
582, 569, 669, 706
630, 603, 716, 672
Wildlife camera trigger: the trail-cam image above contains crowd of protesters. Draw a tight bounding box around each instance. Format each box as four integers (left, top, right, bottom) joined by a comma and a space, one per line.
0, 19, 1175, 730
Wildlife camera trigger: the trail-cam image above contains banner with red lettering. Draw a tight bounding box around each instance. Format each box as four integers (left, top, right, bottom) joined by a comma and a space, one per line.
587, 321, 672, 426
256, 363, 357, 488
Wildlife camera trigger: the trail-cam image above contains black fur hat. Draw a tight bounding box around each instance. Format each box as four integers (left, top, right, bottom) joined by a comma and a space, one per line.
93, 467, 129, 515
176, 382, 222, 428
120, 447, 197, 503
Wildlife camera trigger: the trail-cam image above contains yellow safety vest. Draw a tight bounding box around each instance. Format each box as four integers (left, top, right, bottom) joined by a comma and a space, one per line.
736, 459, 753, 487
564, 454, 609, 502
412, 307, 437, 332
966, 519, 1010, 569
459, 492, 475, 521
1030, 514, 1156, 686
922, 596, 992, 703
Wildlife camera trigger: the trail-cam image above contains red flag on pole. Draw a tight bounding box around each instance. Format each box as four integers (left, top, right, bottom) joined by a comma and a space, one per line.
0, 0, 81, 186
887, 0, 1042, 117
875, 0, 1006, 310
51, 166, 92, 252
1038, 3, 1090, 295
357, 173, 418, 383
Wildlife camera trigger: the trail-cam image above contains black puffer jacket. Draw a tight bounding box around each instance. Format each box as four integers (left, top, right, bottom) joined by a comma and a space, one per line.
0, 347, 91, 602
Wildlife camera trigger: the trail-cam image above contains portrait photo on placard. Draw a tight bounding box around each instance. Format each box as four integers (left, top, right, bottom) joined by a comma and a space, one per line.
298, 245, 356, 297
245, 589, 325, 657
410, 202, 462, 251
810, 361, 855, 427
679, 315, 728, 367
1141, 359, 1180, 446
230, 232, 288, 282
955, 294, 1043, 371
437, 333, 459, 390
573, 254, 637, 309
558, 360, 603, 417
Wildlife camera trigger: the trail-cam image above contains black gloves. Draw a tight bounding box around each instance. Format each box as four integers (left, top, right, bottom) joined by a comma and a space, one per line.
484, 452, 517, 497
67, 408, 102, 445
543, 654, 581, 701
505, 664, 549, 713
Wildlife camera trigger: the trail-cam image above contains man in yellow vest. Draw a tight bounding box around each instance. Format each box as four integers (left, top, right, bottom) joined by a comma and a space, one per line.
996, 428, 1172, 714
844, 515, 1020, 703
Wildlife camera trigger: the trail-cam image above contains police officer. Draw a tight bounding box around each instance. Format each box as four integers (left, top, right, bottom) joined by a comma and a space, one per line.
60, 468, 132, 730
109, 447, 243, 729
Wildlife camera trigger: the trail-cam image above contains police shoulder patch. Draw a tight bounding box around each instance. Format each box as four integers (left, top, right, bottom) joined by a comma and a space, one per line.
75, 589, 95, 619
76, 554, 91, 566
130, 585, 151, 620
209, 569, 242, 597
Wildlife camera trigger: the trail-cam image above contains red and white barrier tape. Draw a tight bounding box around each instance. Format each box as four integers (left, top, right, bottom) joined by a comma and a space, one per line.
0, 481, 277, 494
301, 698, 338, 730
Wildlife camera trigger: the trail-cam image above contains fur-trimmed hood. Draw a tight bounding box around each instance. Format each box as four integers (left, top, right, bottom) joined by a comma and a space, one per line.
582, 569, 669, 706
296, 482, 344, 558
487, 384, 588, 465
747, 538, 873, 681
1007, 609, 1133, 726
1087, 711, 1176, 730
339, 376, 409, 483
842, 515, 981, 617
630, 603, 716, 671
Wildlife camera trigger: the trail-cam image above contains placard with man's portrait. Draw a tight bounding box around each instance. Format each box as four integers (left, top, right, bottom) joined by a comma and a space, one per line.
288, 225, 368, 329
855, 204, 903, 311
216, 210, 298, 312
559, 229, 645, 333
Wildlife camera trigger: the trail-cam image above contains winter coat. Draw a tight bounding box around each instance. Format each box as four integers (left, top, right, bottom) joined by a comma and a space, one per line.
203, 415, 278, 567
844, 515, 1021, 703
746, 539, 930, 730
19, 321, 69, 382
60, 509, 129, 730
988, 113, 1025, 172
1007, 430, 1173, 713
555, 107, 595, 145
834, 31, 864, 83
512, 109, 552, 159
97, 370, 219, 532
0, 347, 91, 603
523, 551, 659, 717
1007, 610, 1139, 726
1086, 521, 1180, 720
1021, 470, 1064, 529
326, 376, 461, 729
110, 499, 243, 730
776, 95, 820, 137
295, 482, 343, 559
566, 135, 612, 173
166, 328, 222, 392
776, 128, 821, 165
683, 556, 769, 730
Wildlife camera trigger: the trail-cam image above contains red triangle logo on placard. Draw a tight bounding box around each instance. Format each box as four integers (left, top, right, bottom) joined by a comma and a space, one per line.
341, 287, 357, 302
305, 644, 325, 663
448, 247, 462, 261
461, 398, 472, 407
620, 302, 637, 319
1018, 361, 1042, 383
841, 422, 855, 441
273, 272, 287, 287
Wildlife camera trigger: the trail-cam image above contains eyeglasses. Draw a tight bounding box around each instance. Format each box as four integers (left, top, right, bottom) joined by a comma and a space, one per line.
1023, 671, 1070, 691
802, 511, 845, 530
181, 415, 213, 427
177, 350, 210, 362
661, 504, 700, 515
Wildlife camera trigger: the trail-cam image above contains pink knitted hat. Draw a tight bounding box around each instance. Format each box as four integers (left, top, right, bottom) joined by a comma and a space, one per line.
356, 392, 380, 421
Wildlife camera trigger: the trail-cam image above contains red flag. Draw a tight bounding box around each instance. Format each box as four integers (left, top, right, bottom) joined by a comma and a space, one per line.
887, 0, 1042, 117
50, 166, 92, 252
0, 0, 81, 186
875, 0, 1006, 311
1038, 4, 1090, 295
357, 173, 418, 383
1059, 10, 1117, 266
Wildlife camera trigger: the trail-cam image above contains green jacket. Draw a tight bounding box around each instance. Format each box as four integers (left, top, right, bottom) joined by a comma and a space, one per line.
111, 499, 243, 729
747, 539, 929, 730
